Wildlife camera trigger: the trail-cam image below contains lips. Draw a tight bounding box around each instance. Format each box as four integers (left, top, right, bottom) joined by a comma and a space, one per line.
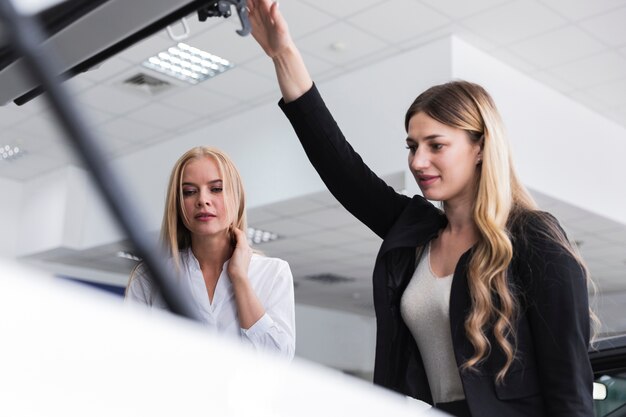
417, 174, 440, 186
194, 212, 216, 221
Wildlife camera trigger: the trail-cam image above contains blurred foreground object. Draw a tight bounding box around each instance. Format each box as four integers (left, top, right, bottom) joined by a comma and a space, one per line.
0, 258, 440, 417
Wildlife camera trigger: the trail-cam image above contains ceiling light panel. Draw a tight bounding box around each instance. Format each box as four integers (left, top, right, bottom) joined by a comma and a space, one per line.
0, 145, 23, 161
142, 42, 234, 85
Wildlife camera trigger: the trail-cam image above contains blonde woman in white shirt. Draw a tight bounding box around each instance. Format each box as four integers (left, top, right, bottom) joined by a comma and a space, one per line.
126, 146, 296, 360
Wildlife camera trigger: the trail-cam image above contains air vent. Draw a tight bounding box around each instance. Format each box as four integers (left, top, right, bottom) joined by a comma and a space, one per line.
122, 73, 173, 95
304, 273, 355, 284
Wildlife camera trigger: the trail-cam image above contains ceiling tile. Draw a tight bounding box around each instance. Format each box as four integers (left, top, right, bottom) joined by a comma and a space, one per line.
126, 102, 200, 130
546, 202, 592, 223
604, 230, 626, 245
15, 94, 49, 115
80, 57, 135, 83
276, 0, 336, 39
79, 105, 116, 127
422, 0, 512, 19
0, 104, 32, 128
12, 113, 63, 138
461, 0, 567, 46
565, 90, 611, 114
547, 51, 626, 88
242, 52, 335, 81
488, 48, 537, 72
90, 133, 134, 157
539, 0, 626, 21
300, 229, 363, 247
348, 239, 383, 256
97, 117, 163, 143
0, 153, 66, 181
580, 243, 626, 260
572, 215, 626, 235
305, 246, 361, 263
247, 207, 281, 224
608, 104, 626, 127
579, 6, 626, 47
255, 217, 320, 237
508, 26, 606, 69
297, 21, 388, 65
300, 0, 381, 18
348, 0, 450, 44
203, 67, 277, 100
76, 85, 151, 115
587, 78, 626, 107
530, 70, 576, 93
264, 197, 328, 217
301, 207, 360, 229
62, 76, 95, 95
164, 85, 240, 116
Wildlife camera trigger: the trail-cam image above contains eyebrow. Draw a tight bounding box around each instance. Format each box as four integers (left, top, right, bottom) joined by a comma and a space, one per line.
182, 179, 223, 186
406, 134, 444, 143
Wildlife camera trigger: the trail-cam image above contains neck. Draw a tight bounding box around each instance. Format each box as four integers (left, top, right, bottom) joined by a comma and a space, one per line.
189, 232, 233, 271
443, 194, 478, 236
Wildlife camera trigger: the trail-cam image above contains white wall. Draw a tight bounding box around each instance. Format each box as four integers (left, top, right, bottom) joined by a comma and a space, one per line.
452, 37, 626, 224
295, 304, 376, 375
0, 177, 22, 258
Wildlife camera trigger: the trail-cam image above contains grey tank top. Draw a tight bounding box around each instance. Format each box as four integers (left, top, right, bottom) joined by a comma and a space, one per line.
399, 243, 465, 404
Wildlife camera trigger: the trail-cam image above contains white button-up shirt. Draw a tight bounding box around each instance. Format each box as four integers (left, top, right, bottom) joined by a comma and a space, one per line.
126, 249, 295, 360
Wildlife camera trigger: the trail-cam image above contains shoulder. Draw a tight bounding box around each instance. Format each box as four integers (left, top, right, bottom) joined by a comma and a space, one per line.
250, 254, 291, 274
508, 209, 585, 286
509, 209, 568, 254
129, 262, 152, 285
249, 254, 293, 285
125, 262, 157, 302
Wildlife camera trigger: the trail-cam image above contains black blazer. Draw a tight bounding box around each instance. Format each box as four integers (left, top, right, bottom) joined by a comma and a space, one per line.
279, 84, 593, 417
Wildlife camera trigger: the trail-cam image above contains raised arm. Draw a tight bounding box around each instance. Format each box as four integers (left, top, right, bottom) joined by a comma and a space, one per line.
249, 0, 421, 238
248, 0, 311, 102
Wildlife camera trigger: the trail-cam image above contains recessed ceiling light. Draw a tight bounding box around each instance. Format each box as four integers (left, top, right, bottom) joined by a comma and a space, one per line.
142, 42, 234, 85
0, 145, 23, 161
330, 41, 348, 52
247, 227, 279, 244
116, 251, 141, 262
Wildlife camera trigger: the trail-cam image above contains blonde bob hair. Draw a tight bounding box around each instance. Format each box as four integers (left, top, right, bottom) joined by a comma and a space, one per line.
161, 146, 247, 269
405, 80, 596, 383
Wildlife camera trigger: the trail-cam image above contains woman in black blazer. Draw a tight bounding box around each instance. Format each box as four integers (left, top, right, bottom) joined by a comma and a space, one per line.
248, 1, 596, 416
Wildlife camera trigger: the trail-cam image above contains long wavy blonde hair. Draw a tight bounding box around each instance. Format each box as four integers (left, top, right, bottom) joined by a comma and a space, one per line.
162, 146, 248, 269
405, 80, 597, 383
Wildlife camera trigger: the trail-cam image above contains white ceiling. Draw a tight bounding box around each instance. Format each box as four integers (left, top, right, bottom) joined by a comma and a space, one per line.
1, 0, 626, 180
3, 0, 626, 329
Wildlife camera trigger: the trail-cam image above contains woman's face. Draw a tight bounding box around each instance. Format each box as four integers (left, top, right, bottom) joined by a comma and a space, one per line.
180, 156, 231, 238
406, 112, 482, 204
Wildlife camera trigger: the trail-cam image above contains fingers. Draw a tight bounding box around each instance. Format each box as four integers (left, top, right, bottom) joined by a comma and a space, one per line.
231, 227, 249, 248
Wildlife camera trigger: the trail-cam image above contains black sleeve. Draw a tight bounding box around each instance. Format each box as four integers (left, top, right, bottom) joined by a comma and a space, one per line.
279, 84, 411, 239
517, 212, 593, 416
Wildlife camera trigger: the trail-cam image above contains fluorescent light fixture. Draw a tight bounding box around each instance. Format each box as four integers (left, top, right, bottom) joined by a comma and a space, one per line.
0, 145, 23, 162
142, 42, 234, 85
247, 227, 279, 245
116, 251, 141, 262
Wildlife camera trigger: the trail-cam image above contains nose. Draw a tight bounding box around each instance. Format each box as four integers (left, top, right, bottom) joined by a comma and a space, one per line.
409, 148, 430, 172
196, 189, 212, 207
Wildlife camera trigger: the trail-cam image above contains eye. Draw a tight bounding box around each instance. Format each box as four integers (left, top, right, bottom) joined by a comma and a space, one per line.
431, 143, 443, 151
182, 188, 197, 197
211, 187, 223, 193
405, 145, 417, 154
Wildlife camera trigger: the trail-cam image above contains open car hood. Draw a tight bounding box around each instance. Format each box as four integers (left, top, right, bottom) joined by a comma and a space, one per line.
0, 0, 212, 105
